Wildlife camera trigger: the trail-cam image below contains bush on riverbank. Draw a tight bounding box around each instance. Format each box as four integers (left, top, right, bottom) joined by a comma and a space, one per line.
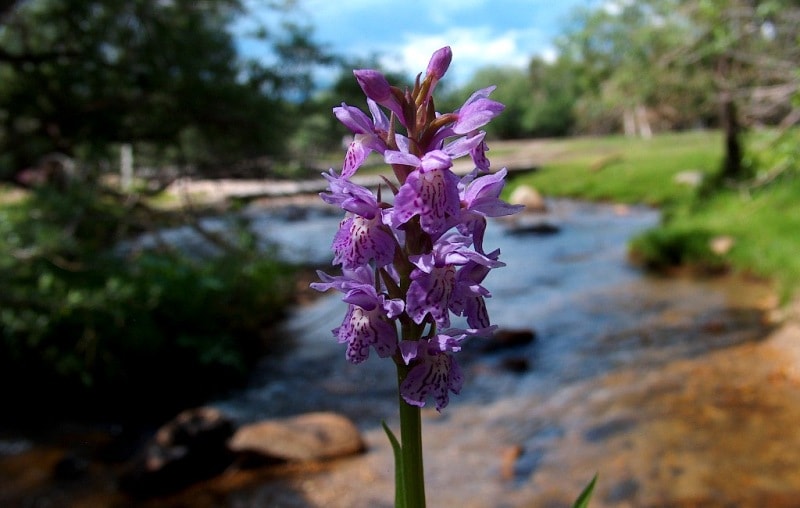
509, 129, 800, 300
0, 183, 297, 421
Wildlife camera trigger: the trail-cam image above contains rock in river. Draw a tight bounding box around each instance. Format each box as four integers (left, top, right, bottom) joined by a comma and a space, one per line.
119, 406, 235, 497
228, 411, 365, 463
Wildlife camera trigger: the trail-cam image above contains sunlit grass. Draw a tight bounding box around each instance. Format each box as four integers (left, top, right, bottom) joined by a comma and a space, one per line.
509, 131, 723, 206
668, 175, 800, 300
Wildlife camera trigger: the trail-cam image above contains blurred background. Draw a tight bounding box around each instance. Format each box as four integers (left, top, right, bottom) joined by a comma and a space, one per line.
0, 0, 798, 506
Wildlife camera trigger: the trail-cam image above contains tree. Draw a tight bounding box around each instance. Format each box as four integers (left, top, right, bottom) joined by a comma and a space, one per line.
0, 0, 329, 180
559, 0, 714, 137
526, 55, 583, 137
676, 0, 800, 181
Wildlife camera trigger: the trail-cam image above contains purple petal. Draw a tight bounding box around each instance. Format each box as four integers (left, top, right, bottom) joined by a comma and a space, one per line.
443, 131, 486, 160
406, 264, 456, 326
332, 215, 396, 269
334, 103, 373, 134
400, 351, 462, 411
453, 97, 505, 134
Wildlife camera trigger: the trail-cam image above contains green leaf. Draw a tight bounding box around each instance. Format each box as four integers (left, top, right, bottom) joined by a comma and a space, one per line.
382, 420, 405, 508
572, 473, 598, 508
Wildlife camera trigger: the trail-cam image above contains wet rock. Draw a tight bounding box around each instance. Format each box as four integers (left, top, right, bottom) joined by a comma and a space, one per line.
506, 220, 560, 236
605, 477, 641, 504
509, 185, 547, 212
501, 356, 530, 373
228, 411, 365, 463
500, 444, 523, 480
53, 453, 90, 481
484, 328, 537, 352
583, 417, 638, 443
119, 406, 235, 497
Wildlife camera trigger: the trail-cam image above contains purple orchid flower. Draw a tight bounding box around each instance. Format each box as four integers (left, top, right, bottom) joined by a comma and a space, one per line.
387, 149, 461, 238
334, 99, 390, 177
406, 234, 503, 328
319, 169, 382, 219
312, 267, 404, 363
455, 168, 525, 253
332, 213, 396, 269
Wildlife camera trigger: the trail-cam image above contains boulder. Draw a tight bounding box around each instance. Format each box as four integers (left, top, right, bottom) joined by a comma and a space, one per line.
501, 356, 531, 373
509, 185, 547, 213
674, 170, 704, 187
228, 412, 365, 463
710, 235, 735, 255
119, 407, 235, 497
484, 328, 537, 352
506, 221, 560, 236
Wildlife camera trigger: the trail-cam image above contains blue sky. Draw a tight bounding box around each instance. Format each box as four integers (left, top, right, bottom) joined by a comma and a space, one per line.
240, 0, 600, 87
295, 0, 599, 85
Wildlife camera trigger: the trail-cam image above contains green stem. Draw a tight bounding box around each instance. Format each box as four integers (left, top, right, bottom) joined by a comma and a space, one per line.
397, 363, 426, 508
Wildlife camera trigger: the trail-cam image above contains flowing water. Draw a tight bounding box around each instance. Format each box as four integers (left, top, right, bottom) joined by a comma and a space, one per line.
3, 199, 792, 507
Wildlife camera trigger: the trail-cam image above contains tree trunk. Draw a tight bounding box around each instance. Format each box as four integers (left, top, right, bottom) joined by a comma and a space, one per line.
635, 104, 652, 139
623, 108, 636, 137
719, 89, 743, 180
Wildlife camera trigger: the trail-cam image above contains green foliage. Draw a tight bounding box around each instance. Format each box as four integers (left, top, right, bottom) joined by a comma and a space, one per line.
572, 474, 598, 508
0, 184, 297, 419
629, 227, 726, 273
456, 61, 582, 139
464, 66, 537, 139
0, 0, 330, 178
382, 421, 406, 508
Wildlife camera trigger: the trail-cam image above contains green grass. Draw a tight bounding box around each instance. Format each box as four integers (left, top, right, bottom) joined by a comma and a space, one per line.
667, 175, 800, 300
506, 129, 800, 301
509, 131, 723, 206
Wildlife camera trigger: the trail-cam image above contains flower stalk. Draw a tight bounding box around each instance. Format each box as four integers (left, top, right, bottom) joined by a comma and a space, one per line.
397, 363, 426, 508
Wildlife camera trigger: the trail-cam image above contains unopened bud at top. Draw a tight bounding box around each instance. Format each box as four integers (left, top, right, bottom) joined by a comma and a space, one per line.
426, 46, 452, 80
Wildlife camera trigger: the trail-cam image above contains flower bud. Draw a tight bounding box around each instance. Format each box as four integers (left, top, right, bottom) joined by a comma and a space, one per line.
354, 69, 406, 127
426, 46, 452, 80
353, 69, 392, 102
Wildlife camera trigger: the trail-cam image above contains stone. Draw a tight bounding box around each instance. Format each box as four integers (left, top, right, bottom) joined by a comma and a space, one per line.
52, 453, 90, 481
509, 185, 547, 213
674, 170, 704, 187
483, 328, 537, 352
709, 235, 735, 255
228, 412, 365, 462
119, 406, 235, 497
500, 444, 523, 480
501, 356, 531, 373
506, 221, 560, 236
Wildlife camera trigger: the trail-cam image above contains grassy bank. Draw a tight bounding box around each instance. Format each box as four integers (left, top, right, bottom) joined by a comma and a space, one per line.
506, 130, 800, 301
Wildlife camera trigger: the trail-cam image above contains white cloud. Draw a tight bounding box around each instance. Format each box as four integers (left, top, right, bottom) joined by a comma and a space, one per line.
378, 26, 546, 85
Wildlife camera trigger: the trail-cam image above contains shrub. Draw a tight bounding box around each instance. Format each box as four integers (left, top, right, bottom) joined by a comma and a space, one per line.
0, 184, 297, 421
